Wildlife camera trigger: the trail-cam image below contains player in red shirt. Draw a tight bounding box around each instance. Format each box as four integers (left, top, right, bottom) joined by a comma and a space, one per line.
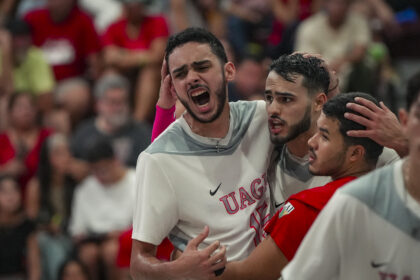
102, 0, 169, 122
217, 92, 384, 280
24, 0, 101, 81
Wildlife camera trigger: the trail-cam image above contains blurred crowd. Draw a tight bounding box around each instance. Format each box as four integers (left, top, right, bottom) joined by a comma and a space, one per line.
0, 0, 419, 279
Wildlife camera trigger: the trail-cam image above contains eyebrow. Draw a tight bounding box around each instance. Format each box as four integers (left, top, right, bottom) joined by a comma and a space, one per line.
319, 127, 329, 134
172, 60, 211, 75
264, 91, 295, 97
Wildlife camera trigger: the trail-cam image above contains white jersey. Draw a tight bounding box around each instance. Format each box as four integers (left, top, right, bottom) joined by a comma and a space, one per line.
132, 101, 273, 261
282, 159, 420, 280
270, 145, 399, 211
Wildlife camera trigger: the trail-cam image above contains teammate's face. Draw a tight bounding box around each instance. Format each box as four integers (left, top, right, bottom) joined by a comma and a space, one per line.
168, 42, 233, 123
265, 72, 314, 146
307, 112, 348, 178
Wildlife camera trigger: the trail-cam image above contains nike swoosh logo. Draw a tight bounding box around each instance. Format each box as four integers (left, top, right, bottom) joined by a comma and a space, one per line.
371, 261, 387, 268
275, 201, 285, 208
210, 183, 222, 196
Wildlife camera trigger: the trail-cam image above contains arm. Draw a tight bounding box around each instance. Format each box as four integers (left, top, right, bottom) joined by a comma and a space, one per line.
104, 37, 167, 70
220, 236, 287, 280
170, 0, 190, 33
345, 97, 408, 157
27, 233, 41, 280
130, 226, 226, 280
25, 178, 40, 220
272, 0, 299, 25
151, 59, 177, 141
0, 29, 14, 97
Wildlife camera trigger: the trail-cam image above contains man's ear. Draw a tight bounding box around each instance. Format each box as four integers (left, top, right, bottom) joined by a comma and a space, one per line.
347, 145, 365, 163
224, 62, 236, 82
313, 92, 327, 112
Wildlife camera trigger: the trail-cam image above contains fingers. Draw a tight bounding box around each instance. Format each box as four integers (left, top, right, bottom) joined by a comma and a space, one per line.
208, 245, 226, 267
352, 97, 381, 113
346, 129, 373, 138
344, 112, 373, 128
346, 101, 377, 120
380, 101, 392, 113
161, 58, 168, 80
186, 226, 209, 250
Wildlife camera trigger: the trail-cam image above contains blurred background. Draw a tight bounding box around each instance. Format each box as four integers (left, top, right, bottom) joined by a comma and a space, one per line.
0, 0, 419, 279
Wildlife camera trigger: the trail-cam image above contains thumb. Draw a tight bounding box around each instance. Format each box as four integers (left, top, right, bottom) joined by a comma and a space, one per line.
186, 226, 209, 250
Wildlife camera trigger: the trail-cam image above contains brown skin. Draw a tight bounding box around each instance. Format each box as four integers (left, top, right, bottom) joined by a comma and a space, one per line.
130, 42, 235, 280
218, 111, 373, 280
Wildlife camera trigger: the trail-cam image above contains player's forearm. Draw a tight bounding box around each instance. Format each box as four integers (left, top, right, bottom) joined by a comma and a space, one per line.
130, 254, 187, 280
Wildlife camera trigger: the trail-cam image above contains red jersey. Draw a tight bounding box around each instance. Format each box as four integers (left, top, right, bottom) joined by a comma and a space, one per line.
24, 7, 101, 81
102, 16, 169, 50
0, 128, 52, 191
264, 176, 356, 260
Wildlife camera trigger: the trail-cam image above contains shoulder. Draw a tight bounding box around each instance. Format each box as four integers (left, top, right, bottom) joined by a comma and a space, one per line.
24, 8, 47, 22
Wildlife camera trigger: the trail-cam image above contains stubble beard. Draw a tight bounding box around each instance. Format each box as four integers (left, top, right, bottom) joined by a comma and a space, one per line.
270, 104, 312, 148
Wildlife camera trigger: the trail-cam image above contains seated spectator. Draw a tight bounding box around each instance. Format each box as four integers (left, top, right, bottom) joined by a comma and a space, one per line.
58, 258, 91, 280
0, 20, 55, 114
69, 138, 136, 280
0, 93, 51, 193
54, 78, 92, 130
24, 0, 102, 81
295, 0, 374, 93
0, 175, 40, 280
223, 0, 273, 59
102, 0, 169, 121
167, 0, 226, 38
71, 74, 151, 168
25, 134, 81, 280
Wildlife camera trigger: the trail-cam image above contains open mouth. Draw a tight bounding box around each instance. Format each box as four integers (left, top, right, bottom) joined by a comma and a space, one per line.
269, 118, 286, 133
191, 89, 210, 107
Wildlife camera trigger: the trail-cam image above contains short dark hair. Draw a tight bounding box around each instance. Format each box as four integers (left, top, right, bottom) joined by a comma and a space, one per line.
269, 53, 330, 96
5, 19, 31, 36
322, 92, 384, 166
165, 27, 228, 67
406, 71, 420, 110
86, 138, 115, 163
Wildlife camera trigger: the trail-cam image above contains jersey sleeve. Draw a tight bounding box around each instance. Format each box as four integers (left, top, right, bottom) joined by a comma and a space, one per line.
151, 105, 176, 142
132, 152, 178, 245
281, 192, 349, 279
264, 201, 317, 260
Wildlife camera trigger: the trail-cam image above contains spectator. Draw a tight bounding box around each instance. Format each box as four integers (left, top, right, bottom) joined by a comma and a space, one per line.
78, 0, 122, 33
228, 55, 266, 101
0, 93, 51, 193
71, 74, 151, 168
25, 134, 79, 280
24, 0, 102, 81
58, 258, 91, 280
0, 20, 55, 114
0, 175, 40, 280
223, 0, 273, 59
167, 0, 226, 38
295, 0, 374, 93
102, 0, 169, 121
69, 138, 136, 280
54, 78, 92, 130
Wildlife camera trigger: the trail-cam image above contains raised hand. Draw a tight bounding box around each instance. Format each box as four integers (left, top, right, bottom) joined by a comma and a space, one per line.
345, 97, 408, 157
157, 59, 177, 109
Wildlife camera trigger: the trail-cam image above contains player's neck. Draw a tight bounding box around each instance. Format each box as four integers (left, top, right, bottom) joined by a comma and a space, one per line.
404, 157, 420, 204
331, 162, 372, 181
184, 103, 230, 138
286, 127, 316, 158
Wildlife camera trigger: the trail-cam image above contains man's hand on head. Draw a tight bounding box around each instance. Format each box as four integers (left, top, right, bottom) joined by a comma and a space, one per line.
157, 59, 177, 110
345, 97, 408, 157
174, 226, 227, 280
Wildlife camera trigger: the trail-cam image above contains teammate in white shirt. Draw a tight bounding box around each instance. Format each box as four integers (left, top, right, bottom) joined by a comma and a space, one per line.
282, 73, 420, 280
130, 28, 273, 279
